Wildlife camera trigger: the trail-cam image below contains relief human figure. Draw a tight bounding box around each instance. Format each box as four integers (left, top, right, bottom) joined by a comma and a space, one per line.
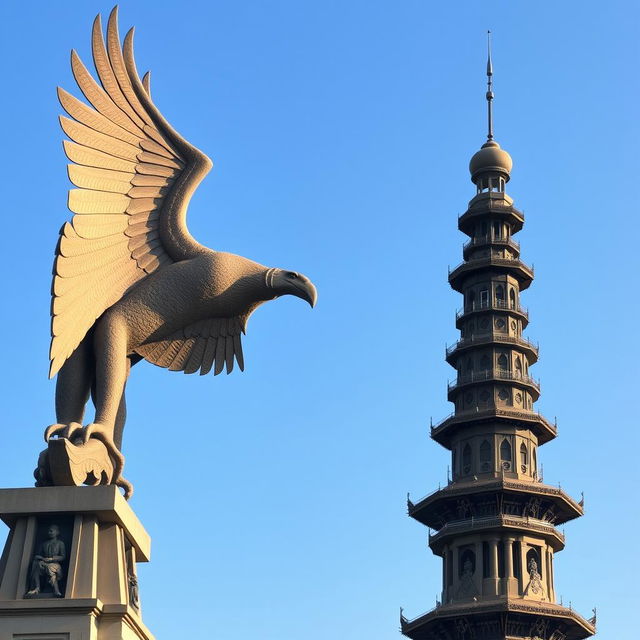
456, 558, 478, 597
25, 525, 66, 598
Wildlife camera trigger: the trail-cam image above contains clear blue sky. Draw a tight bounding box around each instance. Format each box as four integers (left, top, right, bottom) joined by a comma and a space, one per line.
1, 1, 637, 637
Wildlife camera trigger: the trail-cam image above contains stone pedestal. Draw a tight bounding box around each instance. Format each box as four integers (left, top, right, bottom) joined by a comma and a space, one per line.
0, 486, 154, 640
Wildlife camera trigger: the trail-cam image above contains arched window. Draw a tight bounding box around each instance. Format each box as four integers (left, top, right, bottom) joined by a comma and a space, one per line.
500, 438, 512, 462
468, 290, 476, 311
466, 358, 473, 372
480, 440, 491, 472
520, 443, 528, 472
462, 444, 472, 474
497, 354, 508, 370
480, 354, 490, 369
495, 284, 505, 303
509, 288, 516, 310
532, 447, 537, 478
452, 448, 457, 476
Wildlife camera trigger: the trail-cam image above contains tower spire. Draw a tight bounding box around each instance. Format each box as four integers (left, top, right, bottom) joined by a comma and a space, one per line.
486, 30, 494, 141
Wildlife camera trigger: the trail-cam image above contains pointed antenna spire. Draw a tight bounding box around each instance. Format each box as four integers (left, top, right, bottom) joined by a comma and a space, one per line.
486, 30, 494, 141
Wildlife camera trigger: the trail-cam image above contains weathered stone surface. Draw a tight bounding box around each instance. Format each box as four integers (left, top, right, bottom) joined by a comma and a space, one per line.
0, 486, 153, 640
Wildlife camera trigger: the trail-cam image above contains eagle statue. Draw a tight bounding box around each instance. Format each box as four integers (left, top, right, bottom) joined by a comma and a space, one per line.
39, 7, 317, 497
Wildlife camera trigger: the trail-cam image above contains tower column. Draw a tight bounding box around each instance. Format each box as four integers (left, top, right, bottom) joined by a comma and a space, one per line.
441, 547, 448, 603
451, 545, 459, 603
519, 539, 528, 594
504, 536, 517, 596
488, 537, 499, 595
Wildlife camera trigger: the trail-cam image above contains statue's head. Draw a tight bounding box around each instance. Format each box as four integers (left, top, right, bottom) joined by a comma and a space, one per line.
47, 524, 60, 538
265, 268, 317, 307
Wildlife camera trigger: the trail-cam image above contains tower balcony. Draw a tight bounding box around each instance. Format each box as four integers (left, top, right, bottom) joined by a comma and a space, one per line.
447, 370, 540, 401
445, 333, 539, 365
408, 478, 584, 529
462, 233, 520, 260
430, 408, 557, 447
455, 299, 529, 329
427, 513, 565, 553
458, 191, 525, 235
448, 256, 534, 293
401, 600, 596, 640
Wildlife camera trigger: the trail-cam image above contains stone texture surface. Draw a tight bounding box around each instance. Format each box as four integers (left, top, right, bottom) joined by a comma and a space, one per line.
42, 7, 317, 498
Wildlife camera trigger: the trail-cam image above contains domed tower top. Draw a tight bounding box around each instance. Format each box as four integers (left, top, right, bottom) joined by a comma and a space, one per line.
469, 32, 513, 192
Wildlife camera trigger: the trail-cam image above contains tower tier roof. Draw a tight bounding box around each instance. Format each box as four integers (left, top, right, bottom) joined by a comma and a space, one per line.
408, 478, 584, 529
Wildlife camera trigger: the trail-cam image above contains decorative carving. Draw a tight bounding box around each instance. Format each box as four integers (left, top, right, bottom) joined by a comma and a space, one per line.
524, 558, 545, 599
530, 616, 548, 639
25, 524, 66, 598
524, 496, 542, 519
128, 572, 140, 609
456, 557, 478, 598
456, 498, 473, 518
35, 436, 114, 489
454, 617, 473, 639
541, 505, 557, 524
40, 8, 317, 498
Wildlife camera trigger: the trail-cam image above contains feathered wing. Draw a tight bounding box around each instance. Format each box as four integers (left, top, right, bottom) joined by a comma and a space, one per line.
50, 7, 213, 378
136, 316, 247, 376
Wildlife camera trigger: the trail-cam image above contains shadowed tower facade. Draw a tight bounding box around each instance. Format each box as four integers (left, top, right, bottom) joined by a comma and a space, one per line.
400, 41, 596, 640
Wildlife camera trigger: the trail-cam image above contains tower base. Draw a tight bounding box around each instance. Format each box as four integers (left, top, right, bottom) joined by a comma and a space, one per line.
0, 486, 153, 640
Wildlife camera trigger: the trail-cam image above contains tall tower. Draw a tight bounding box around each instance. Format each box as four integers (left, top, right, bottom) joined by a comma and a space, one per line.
401, 39, 596, 640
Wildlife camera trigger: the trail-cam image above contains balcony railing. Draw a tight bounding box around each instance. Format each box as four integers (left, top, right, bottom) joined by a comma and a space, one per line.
428, 514, 564, 544
463, 192, 524, 216
430, 408, 557, 436
448, 256, 534, 279
445, 333, 539, 357
447, 369, 541, 393
463, 234, 520, 254
409, 476, 582, 515
455, 299, 529, 321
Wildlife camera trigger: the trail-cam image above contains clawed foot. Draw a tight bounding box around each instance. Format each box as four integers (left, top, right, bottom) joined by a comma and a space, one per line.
44, 422, 84, 442
43, 422, 133, 499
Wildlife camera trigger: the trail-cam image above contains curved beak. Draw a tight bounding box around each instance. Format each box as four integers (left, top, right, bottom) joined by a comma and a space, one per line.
293, 276, 318, 308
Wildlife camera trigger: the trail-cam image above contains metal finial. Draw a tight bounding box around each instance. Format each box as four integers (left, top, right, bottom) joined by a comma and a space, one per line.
486, 30, 494, 141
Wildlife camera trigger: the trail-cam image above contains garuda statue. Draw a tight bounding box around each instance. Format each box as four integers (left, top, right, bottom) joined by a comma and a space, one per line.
36, 7, 317, 498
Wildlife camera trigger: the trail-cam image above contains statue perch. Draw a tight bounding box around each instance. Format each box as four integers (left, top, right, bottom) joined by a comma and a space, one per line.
39, 7, 317, 498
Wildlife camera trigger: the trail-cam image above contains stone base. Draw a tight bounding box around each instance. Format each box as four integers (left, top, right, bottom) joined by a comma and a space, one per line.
0, 486, 153, 640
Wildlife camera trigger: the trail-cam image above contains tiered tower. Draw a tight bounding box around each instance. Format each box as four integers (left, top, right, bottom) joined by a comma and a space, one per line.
401, 41, 596, 640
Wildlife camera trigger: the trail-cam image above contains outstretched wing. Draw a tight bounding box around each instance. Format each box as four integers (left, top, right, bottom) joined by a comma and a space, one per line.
136, 316, 247, 376
51, 7, 213, 378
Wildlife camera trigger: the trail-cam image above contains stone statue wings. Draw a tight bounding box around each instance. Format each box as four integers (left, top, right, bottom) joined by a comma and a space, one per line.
42, 8, 317, 497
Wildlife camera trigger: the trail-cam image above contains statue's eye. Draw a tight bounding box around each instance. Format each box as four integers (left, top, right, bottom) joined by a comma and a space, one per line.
288, 272, 297, 279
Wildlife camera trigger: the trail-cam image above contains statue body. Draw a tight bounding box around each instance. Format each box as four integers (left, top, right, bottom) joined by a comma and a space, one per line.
39, 8, 317, 497
25, 525, 66, 598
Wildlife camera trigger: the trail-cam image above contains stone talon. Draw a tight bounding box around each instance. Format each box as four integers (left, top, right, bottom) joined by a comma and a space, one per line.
44, 422, 84, 443
78, 423, 131, 497
44, 423, 65, 442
